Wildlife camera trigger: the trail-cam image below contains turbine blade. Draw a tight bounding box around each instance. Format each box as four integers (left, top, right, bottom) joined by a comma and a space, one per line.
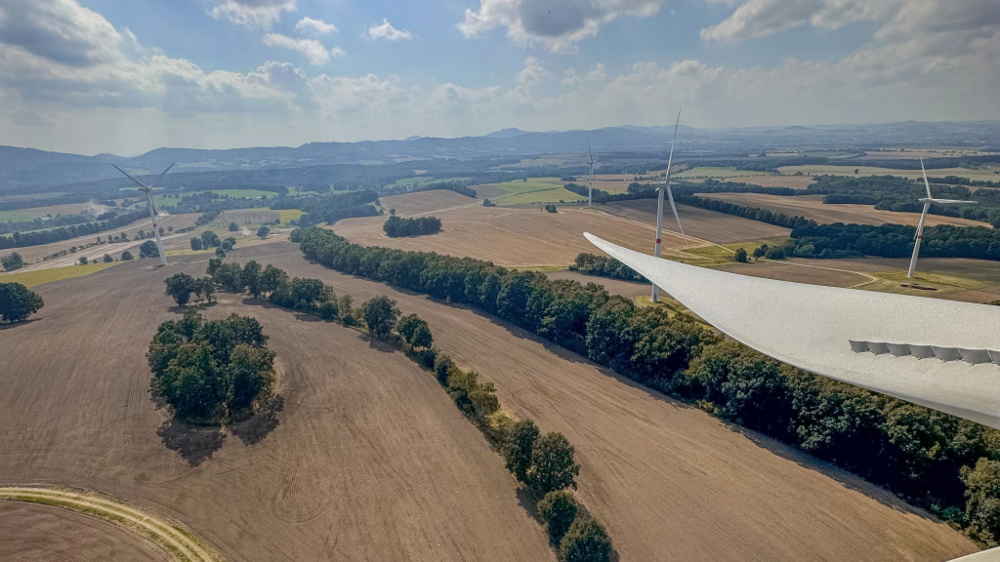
664, 107, 683, 235
588, 141, 593, 163
112, 164, 149, 189
929, 199, 978, 205
920, 158, 932, 199
150, 163, 175, 189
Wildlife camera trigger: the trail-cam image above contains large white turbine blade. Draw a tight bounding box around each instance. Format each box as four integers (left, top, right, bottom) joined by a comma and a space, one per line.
112, 164, 150, 189
920, 158, 932, 199
928, 198, 977, 205
150, 163, 175, 189
664, 107, 684, 235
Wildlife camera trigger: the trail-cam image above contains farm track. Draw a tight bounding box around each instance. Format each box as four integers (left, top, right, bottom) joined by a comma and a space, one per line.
0, 487, 222, 562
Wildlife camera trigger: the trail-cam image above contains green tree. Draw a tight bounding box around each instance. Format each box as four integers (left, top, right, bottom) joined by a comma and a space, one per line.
190, 237, 204, 251
241, 260, 263, 298
0, 282, 44, 323
206, 257, 223, 276
164, 272, 198, 306
538, 490, 579, 546
397, 313, 425, 342
199, 277, 216, 303
213, 263, 244, 293
410, 323, 433, 349
527, 432, 581, 497
504, 419, 539, 482
961, 458, 1000, 545
121, 250, 134, 261
559, 516, 612, 562
259, 264, 288, 296
227, 344, 276, 411
157, 341, 220, 420
229, 222, 239, 231
1, 252, 24, 271
201, 230, 221, 248
734, 248, 748, 263
103, 253, 113, 263
361, 295, 400, 339
257, 225, 270, 239
139, 240, 159, 258
79, 256, 88, 265
434, 354, 455, 385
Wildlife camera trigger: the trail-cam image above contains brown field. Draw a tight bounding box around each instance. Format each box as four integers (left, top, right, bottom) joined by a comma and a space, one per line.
380, 190, 482, 216
546, 270, 650, 299
718, 260, 873, 288
0, 255, 553, 562
333, 205, 698, 266
215, 209, 280, 225
729, 175, 816, 189
0, 502, 166, 561
698, 192, 992, 227
226, 242, 978, 561
601, 199, 791, 243
1, 213, 201, 269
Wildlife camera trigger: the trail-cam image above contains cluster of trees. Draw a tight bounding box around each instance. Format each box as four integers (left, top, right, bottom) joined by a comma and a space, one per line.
570, 253, 646, 283
383, 216, 442, 237
139, 240, 159, 259
1, 252, 24, 271
270, 191, 380, 227
784, 223, 1000, 261
543, 204, 558, 213
164, 273, 216, 307
675, 194, 813, 230
146, 310, 276, 422
386, 181, 478, 199
0, 282, 44, 323
292, 226, 1000, 543
191, 230, 239, 253
0, 210, 146, 250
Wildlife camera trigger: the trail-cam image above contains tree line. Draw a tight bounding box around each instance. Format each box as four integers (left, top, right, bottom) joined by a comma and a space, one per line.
201, 254, 614, 560
0, 209, 146, 250
0, 212, 99, 236
269, 191, 380, 227
291, 225, 1000, 544
570, 253, 647, 283
383, 215, 443, 237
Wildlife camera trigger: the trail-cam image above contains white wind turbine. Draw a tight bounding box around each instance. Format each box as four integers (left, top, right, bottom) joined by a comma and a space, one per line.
113, 163, 175, 267
906, 158, 976, 278
587, 141, 598, 207
652, 108, 683, 302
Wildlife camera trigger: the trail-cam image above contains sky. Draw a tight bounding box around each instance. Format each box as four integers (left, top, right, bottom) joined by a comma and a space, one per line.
0, 0, 998, 155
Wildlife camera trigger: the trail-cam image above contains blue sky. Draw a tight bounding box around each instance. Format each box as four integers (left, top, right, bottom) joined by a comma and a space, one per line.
0, 0, 997, 154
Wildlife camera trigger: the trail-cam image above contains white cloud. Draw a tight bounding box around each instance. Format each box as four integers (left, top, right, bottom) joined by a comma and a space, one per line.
0, 0, 123, 67
368, 18, 412, 41
458, 0, 666, 53
294, 16, 337, 35
208, 0, 296, 29
262, 33, 343, 65
562, 63, 606, 87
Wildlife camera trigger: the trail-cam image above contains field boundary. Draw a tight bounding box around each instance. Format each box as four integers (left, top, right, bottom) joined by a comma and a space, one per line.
0, 486, 225, 562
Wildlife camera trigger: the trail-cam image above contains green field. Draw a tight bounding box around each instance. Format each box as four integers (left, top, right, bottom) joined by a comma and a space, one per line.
277, 209, 303, 223
674, 167, 769, 179
0, 262, 120, 288
480, 178, 586, 205
778, 165, 1000, 181
0, 210, 45, 222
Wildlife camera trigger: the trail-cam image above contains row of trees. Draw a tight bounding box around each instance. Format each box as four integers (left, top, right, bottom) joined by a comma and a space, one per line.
0, 210, 146, 250
570, 253, 646, 283
147, 310, 276, 422
164, 273, 216, 306
0, 282, 44, 323
291, 226, 1000, 543
269, 191, 380, 227
383, 215, 443, 237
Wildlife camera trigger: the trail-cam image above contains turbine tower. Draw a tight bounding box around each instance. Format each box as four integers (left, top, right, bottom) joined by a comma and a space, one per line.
906, 158, 976, 278
652, 108, 683, 302
586, 141, 597, 207
113, 163, 175, 267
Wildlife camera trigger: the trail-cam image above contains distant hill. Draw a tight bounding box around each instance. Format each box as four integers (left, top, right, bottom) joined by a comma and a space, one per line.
2, 120, 999, 193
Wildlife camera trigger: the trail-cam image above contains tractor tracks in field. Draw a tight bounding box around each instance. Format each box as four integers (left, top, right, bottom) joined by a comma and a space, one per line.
0, 486, 224, 562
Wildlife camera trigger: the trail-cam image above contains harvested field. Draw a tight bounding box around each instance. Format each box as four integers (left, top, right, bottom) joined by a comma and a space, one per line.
601, 199, 791, 243
333, 205, 696, 266
778, 165, 1000, 182
214, 209, 279, 225
726, 175, 816, 189
718, 260, 872, 288
675, 167, 768, 179
228, 242, 979, 562
698, 192, 992, 227
379, 189, 481, 216
1, 213, 200, 269
545, 270, 649, 300
0, 501, 167, 562
0, 255, 553, 562
0, 202, 95, 222
473, 178, 587, 205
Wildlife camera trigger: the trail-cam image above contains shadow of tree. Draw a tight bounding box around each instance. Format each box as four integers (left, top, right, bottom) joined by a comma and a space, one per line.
156, 418, 225, 467
0, 318, 41, 331
229, 394, 285, 446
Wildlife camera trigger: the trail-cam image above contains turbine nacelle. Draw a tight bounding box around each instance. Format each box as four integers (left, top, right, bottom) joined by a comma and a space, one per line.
113, 163, 175, 267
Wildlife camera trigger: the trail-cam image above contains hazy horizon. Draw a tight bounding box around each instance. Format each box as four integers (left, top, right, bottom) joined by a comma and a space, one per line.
1, 0, 998, 155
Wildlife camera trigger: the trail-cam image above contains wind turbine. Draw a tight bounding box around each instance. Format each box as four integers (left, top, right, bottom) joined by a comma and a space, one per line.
906, 158, 976, 278
652, 108, 683, 302
113, 163, 175, 267
586, 141, 598, 207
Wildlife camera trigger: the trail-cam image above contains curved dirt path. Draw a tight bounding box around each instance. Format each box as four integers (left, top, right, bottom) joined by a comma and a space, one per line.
0, 487, 224, 562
